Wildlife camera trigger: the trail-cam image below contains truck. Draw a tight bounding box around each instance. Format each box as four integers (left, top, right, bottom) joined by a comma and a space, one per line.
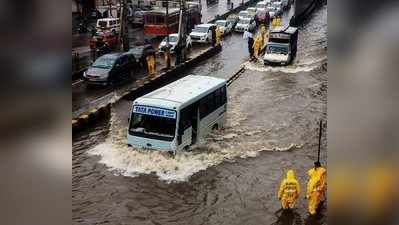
263, 26, 298, 66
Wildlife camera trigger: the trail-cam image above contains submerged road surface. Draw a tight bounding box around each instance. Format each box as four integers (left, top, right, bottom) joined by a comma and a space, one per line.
73, 5, 327, 225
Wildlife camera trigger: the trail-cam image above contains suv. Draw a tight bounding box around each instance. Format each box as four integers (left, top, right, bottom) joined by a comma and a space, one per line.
189, 24, 216, 44
83, 52, 137, 86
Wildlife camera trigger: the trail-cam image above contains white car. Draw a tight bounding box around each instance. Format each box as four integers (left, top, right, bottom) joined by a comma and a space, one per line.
234, 18, 256, 32
238, 10, 250, 20
215, 20, 234, 35
159, 33, 192, 53
189, 24, 216, 44
268, 6, 277, 18
272, 1, 283, 13
247, 7, 257, 16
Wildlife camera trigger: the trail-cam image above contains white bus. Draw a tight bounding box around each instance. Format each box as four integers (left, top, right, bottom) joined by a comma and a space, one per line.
127, 75, 227, 154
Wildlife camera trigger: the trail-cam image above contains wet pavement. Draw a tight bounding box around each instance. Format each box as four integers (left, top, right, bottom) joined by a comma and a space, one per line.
73, 4, 327, 225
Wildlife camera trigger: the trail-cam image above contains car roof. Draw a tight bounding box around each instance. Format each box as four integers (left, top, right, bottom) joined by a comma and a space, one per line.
97, 18, 118, 21
215, 20, 227, 23
239, 10, 248, 13
196, 23, 214, 28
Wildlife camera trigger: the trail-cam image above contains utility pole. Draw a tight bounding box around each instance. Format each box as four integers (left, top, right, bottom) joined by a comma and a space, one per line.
165, 0, 171, 68
175, 0, 187, 65
119, 0, 130, 51
317, 120, 323, 165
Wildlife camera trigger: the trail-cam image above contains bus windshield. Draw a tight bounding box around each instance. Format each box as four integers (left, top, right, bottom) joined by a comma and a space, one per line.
129, 113, 176, 141
266, 44, 288, 54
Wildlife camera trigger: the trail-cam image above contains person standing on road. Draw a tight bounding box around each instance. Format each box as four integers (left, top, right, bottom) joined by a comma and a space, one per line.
211, 26, 217, 47
306, 162, 327, 215
278, 170, 300, 210
243, 29, 254, 58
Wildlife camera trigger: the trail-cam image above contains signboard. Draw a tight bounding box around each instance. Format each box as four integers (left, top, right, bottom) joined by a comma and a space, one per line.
133, 105, 176, 119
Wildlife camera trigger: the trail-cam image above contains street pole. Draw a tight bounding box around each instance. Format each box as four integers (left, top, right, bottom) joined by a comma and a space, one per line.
317, 120, 322, 165
175, 0, 187, 65
165, 0, 171, 68
119, 0, 129, 51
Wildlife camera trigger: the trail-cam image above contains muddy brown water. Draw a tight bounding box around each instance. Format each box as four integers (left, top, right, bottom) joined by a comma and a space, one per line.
73, 5, 327, 225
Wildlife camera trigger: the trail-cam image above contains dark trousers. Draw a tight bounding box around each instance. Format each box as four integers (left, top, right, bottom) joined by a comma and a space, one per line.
248, 37, 254, 57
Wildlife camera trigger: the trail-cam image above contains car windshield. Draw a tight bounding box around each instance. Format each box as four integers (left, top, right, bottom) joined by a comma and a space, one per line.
98, 21, 107, 27
164, 35, 178, 42
266, 44, 288, 54
239, 19, 250, 24
129, 113, 176, 141
216, 21, 227, 26
192, 26, 209, 33
239, 11, 248, 16
92, 56, 116, 69
130, 46, 144, 54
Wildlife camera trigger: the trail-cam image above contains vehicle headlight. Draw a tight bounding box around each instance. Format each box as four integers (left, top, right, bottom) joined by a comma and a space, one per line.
83, 71, 87, 78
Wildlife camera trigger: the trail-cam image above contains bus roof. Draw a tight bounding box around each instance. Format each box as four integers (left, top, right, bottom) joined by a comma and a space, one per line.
135, 75, 226, 109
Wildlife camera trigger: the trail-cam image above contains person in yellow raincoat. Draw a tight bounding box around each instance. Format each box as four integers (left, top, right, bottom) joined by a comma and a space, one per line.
216, 25, 222, 45
146, 54, 156, 75
252, 34, 262, 59
306, 162, 327, 215
164, 48, 171, 69
278, 170, 300, 209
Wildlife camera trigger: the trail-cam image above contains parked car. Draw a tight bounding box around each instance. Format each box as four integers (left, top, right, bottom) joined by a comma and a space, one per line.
226, 14, 239, 28
89, 31, 118, 50
234, 18, 256, 32
128, 44, 156, 68
96, 18, 121, 34
256, 0, 271, 11
247, 7, 257, 16
159, 33, 192, 53
215, 20, 234, 35
189, 24, 216, 44
83, 52, 137, 86
238, 10, 250, 20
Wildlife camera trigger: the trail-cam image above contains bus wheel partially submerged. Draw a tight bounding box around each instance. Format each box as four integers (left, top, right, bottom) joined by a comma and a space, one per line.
127, 75, 227, 155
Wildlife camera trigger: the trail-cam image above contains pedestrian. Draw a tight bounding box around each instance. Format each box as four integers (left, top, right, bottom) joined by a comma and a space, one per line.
231, 2, 234, 10
243, 30, 254, 58
253, 34, 262, 59
216, 25, 222, 45
211, 26, 217, 47
278, 170, 300, 210
306, 162, 327, 215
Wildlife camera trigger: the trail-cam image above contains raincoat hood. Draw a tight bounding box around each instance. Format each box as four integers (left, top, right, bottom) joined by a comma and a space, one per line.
286, 170, 295, 179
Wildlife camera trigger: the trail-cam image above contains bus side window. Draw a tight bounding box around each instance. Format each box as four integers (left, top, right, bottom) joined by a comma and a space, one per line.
199, 97, 208, 119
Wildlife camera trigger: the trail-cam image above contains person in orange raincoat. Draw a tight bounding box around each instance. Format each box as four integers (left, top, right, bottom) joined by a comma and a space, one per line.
278, 170, 300, 209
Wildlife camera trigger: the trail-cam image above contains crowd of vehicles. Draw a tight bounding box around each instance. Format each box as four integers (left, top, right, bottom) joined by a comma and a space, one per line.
127, 75, 227, 155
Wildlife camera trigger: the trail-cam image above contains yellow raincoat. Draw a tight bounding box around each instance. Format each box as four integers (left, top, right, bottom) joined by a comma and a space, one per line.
253, 35, 263, 59
306, 166, 327, 215
216, 26, 222, 45
278, 170, 300, 209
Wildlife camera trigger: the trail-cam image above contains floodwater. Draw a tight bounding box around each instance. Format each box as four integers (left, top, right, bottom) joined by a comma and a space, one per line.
73, 4, 327, 225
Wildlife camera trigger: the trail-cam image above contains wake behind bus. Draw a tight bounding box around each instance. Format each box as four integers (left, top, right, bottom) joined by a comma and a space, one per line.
127, 75, 227, 155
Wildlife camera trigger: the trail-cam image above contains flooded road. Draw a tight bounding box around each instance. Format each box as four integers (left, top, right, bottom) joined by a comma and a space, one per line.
73, 4, 327, 225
